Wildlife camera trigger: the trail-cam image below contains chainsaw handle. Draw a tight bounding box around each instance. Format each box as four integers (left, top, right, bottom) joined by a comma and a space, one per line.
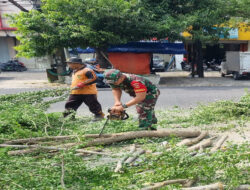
121, 112, 129, 120
107, 108, 129, 120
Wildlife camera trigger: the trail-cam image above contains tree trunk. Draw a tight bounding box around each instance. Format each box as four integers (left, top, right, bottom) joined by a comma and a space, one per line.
191, 44, 195, 78
96, 47, 112, 69
141, 179, 189, 190
194, 40, 204, 78
85, 129, 201, 147
177, 131, 208, 147
55, 48, 67, 83
181, 182, 224, 190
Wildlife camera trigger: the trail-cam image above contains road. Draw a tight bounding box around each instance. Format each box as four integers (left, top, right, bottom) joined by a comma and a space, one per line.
0, 71, 249, 116
1, 86, 248, 116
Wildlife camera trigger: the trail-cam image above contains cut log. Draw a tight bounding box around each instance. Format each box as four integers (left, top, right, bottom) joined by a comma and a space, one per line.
236, 185, 250, 190
1, 143, 79, 151
84, 134, 119, 138
210, 135, 228, 153
183, 180, 196, 188
7, 143, 78, 156
187, 139, 213, 152
177, 132, 208, 146
75, 149, 110, 156
8, 148, 38, 156
181, 182, 224, 190
114, 144, 136, 173
85, 129, 201, 147
125, 149, 146, 164
3, 136, 76, 145
141, 179, 189, 190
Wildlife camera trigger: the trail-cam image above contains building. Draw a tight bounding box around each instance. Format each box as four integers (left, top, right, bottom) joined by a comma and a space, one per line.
183, 25, 250, 62
0, 0, 50, 70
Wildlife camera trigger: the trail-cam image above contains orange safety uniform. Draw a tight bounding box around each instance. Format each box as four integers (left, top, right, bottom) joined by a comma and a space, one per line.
70, 67, 97, 95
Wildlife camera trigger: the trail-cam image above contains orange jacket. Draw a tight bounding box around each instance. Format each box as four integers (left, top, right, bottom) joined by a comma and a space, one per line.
70, 67, 97, 95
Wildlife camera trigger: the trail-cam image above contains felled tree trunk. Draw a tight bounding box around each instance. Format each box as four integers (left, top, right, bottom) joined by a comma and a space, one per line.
177, 131, 208, 146
210, 135, 228, 153
3, 136, 76, 145
236, 185, 250, 190
114, 144, 136, 173
141, 179, 189, 190
85, 129, 201, 147
181, 182, 224, 190
125, 149, 145, 164
187, 138, 212, 152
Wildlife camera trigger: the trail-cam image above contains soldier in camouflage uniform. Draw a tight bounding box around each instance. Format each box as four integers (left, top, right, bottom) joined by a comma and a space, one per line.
104, 69, 160, 130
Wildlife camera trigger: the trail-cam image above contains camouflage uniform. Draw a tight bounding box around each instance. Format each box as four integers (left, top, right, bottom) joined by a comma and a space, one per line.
107, 71, 160, 129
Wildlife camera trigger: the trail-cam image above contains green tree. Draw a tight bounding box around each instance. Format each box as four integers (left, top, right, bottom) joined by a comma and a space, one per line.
143, 0, 249, 78
10, 0, 159, 69
177, 0, 249, 77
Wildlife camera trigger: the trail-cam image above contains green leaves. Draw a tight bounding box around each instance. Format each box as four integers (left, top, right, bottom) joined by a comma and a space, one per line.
0, 89, 249, 189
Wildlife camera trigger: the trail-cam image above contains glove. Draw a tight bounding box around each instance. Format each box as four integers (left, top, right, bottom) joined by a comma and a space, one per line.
76, 82, 86, 88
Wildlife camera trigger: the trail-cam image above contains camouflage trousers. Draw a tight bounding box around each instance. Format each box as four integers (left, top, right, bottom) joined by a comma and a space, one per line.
136, 89, 160, 128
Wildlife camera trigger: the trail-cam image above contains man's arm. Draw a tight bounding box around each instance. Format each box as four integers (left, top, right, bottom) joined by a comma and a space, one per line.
125, 92, 146, 107
112, 81, 147, 112
112, 88, 122, 106
75, 69, 97, 88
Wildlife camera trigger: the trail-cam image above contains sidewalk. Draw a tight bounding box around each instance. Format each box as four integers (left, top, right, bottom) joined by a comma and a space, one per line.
0, 71, 249, 89
158, 71, 250, 87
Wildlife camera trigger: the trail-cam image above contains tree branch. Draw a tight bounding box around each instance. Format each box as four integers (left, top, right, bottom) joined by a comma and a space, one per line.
8, 0, 29, 12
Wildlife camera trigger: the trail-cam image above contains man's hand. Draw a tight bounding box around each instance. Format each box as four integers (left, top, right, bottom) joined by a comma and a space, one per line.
111, 105, 124, 114
76, 82, 85, 88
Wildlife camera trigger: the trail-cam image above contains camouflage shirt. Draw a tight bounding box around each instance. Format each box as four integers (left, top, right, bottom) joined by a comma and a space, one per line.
110, 74, 158, 99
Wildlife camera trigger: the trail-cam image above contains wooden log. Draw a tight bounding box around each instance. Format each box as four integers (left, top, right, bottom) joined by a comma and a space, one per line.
1, 142, 79, 151
3, 136, 76, 145
0, 144, 67, 150
183, 180, 196, 188
8, 148, 38, 156
7, 143, 78, 156
125, 149, 146, 164
211, 135, 228, 153
4, 143, 109, 156
236, 185, 250, 190
85, 129, 201, 147
181, 182, 224, 190
75, 149, 110, 156
141, 179, 188, 190
177, 132, 208, 146
84, 134, 118, 138
187, 139, 212, 152
114, 144, 136, 173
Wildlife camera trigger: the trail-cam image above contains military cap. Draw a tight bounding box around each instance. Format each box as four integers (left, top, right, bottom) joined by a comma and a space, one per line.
103, 69, 122, 84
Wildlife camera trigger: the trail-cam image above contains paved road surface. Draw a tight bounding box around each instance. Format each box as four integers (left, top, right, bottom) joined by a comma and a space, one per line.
0, 71, 249, 116
1, 86, 247, 116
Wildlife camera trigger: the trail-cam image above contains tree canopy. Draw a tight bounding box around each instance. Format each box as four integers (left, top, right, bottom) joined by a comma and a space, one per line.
11, 0, 157, 58
9, 0, 250, 69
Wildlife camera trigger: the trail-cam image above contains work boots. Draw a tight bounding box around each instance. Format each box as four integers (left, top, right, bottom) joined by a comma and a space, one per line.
91, 112, 105, 122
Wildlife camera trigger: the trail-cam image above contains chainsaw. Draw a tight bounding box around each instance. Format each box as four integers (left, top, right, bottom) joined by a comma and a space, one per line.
99, 108, 129, 137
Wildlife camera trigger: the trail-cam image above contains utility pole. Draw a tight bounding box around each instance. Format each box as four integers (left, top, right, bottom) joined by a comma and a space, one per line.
8, 0, 29, 12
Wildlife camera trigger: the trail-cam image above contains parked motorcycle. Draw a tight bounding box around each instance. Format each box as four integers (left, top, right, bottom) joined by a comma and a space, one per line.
181, 60, 191, 71
203, 59, 221, 71
0, 59, 27, 72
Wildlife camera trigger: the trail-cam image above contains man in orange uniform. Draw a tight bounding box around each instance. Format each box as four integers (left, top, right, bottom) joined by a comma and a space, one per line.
63, 57, 104, 121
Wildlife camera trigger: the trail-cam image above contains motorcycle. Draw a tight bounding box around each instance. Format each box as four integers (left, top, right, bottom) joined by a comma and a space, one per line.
0, 59, 27, 72
203, 59, 221, 71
